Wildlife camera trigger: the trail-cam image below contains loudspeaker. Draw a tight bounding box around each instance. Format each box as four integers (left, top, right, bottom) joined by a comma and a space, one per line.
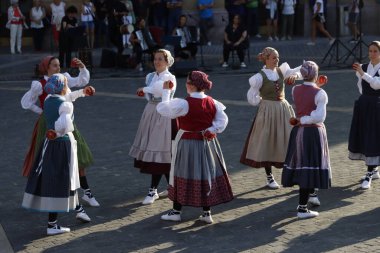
100, 49, 116, 68
171, 60, 197, 76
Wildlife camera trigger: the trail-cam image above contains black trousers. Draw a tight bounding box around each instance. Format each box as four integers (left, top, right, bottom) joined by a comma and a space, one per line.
223, 43, 245, 63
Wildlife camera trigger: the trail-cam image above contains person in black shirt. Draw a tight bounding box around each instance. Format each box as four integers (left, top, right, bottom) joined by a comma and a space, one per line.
222, 14, 248, 68
59, 6, 82, 68
105, 0, 127, 54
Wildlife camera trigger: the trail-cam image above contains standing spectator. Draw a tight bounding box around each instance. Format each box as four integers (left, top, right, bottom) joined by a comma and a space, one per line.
246, 0, 260, 37
30, 0, 46, 52
133, 0, 149, 21
280, 0, 296, 40
222, 14, 248, 68
106, 0, 127, 54
92, 0, 109, 48
166, 0, 182, 36
150, 0, 167, 30
306, 0, 334, 46
81, 0, 96, 49
197, 0, 214, 46
348, 0, 361, 43
59, 6, 79, 69
263, 0, 279, 41
226, 0, 246, 25
121, 0, 135, 24
7, 0, 25, 54
50, 0, 66, 49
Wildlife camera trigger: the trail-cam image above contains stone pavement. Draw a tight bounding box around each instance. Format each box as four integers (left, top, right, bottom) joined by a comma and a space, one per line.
1, 36, 380, 253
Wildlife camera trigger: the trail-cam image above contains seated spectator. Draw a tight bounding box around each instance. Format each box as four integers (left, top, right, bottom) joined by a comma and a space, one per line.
172, 15, 198, 60
222, 14, 248, 68
129, 17, 160, 71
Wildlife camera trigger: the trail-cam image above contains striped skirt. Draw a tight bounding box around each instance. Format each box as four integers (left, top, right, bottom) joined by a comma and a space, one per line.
168, 138, 234, 207
22, 115, 93, 177
281, 125, 331, 189
22, 137, 78, 212
240, 99, 294, 168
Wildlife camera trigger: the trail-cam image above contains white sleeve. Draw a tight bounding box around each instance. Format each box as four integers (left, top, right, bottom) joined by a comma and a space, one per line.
247, 73, 263, 106
64, 89, 85, 102
156, 90, 188, 119
300, 90, 328, 124
64, 67, 90, 88
280, 62, 302, 79
55, 102, 74, 136
207, 100, 228, 134
362, 70, 380, 90
356, 71, 363, 94
21, 81, 43, 114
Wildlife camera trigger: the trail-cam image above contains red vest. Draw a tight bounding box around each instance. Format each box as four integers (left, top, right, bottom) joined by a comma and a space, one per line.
10, 7, 23, 25
293, 84, 320, 118
179, 96, 217, 140
38, 79, 48, 109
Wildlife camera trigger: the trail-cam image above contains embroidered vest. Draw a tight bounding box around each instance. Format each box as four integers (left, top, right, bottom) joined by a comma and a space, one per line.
259, 68, 285, 101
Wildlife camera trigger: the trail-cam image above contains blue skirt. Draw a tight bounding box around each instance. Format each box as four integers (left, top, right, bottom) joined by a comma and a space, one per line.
22, 137, 78, 212
282, 125, 331, 189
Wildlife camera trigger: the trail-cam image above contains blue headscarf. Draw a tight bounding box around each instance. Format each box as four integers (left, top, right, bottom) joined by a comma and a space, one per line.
44, 73, 66, 94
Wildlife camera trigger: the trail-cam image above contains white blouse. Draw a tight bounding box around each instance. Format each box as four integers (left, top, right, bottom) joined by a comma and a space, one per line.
247, 62, 301, 106
292, 82, 328, 125
156, 90, 228, 134
142, 69, 177, 100
50, 2, 66, 25
21, 68, 90, 114
30, 7, 45, 29
52, 97, 74, 137
356, 62, 380, 94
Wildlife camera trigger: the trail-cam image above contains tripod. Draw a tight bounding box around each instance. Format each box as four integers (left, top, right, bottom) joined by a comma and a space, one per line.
321, 0, 351, 66
343, 1, 368, 63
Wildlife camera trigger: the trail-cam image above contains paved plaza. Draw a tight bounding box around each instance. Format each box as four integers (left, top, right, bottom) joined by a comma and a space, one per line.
1, 36, 380, 253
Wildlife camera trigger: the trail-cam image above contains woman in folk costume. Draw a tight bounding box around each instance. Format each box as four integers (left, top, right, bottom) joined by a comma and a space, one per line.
21, 56, 100, 210
157, 71, 233, 224
281, 61, 331, 219
240, 47, 301, 189
129, 49, 177, 205
22, 73, 95, 235
349, 41, 380, 189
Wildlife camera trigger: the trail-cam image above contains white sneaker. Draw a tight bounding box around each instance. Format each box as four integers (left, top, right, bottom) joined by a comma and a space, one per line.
361, 170, 380, 180
255, 34, 262, 38
266, 178, 280, 189
82, 195, 100, 207
361, 178, 372, 189
329, 38, 336, 45
287, 36, 292, 40
222, 62, 228, 68
274, 36, 279, 41
267, 36, 273, 41
142, 189, 159, 205
76, 212, 91, 223
199, 212, 214, 224
207, 41, 212, 46
308, 196, 321, 206
161, 209, 181, 221
158, 190, 168, 198
297, 210, 319, 219
240, 62, 247, 68
280, 36, 286, 41
47, 225, 70, 235
307, 41, 316, 46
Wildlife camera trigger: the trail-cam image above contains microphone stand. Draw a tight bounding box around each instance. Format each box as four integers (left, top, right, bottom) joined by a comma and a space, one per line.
321, 0, 351, 67
343, 1, 368, 63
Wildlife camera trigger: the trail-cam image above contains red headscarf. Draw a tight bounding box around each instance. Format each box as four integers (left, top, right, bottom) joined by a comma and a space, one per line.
38, 55, 55, 76
189, 71, 212, 91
